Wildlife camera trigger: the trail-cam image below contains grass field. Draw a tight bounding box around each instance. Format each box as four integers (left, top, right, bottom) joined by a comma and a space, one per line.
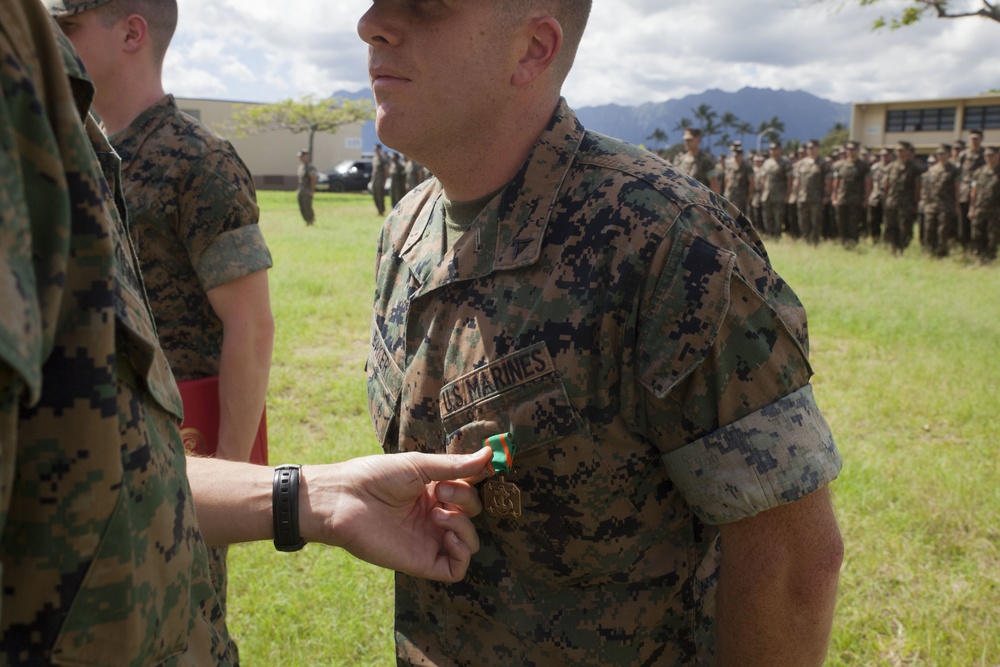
226, 190, 1000, 665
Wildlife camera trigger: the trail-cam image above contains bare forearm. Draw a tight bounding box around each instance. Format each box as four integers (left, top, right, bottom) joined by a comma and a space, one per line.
216, 319, 273, 460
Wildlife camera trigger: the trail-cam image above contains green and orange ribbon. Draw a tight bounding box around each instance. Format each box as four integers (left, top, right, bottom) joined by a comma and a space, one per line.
485, 432, 516, 475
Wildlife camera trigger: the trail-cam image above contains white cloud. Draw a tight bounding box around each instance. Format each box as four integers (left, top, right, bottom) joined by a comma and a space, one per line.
164, 0, 998, 108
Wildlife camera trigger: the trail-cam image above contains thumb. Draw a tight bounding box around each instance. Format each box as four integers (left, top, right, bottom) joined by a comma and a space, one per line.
412, 446, 494, 484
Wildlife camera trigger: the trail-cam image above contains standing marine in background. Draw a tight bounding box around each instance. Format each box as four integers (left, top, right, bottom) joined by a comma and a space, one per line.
674, 127, 720, 192
371, 143, 388, 215
297, 148, 319, 226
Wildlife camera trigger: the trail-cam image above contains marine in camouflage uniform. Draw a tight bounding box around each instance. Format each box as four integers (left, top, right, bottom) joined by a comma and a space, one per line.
831, 142, 871, 248
53, 0, 274, 642
957, 131, 986, 250
883, 142, 922, 255
367, 98, 843, 666
868, 149, 892, 242
760, 142, 793, 237
674, 128, 719, 191
969, 147, 1000, 261
922, 145, 961, 257
109, 96, 271, 630
297, 149, 318, 226
793, 141, 831, 246
723, 141, 754, 214
0, 2, 233, 662
371, 144, 388, 215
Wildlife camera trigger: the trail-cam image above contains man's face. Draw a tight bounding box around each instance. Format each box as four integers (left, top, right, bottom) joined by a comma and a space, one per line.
988, 152, 1000, 169
56, 9, 119, 98
769, 146, 782, 158
358, 0, 517, 161
683, 136, 701, 153
970, 134, 983, 151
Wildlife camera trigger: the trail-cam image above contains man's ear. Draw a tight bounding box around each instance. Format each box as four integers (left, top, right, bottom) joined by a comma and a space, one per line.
121, 14, 149, 53
511, 16, 562, 87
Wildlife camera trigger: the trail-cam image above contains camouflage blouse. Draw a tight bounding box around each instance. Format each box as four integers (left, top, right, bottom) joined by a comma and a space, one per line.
110, 96, 271, 381
368, 99, 842, 666
0, 5, 232, 663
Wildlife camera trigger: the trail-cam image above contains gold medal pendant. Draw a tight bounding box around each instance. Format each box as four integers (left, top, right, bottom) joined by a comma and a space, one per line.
484, 476, 522, 519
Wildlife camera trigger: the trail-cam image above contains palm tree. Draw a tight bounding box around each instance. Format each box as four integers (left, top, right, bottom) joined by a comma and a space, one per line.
673, 117, 693, 134
736, 121, 754, 148
646, 127, 668, 153
692, 104, 718, 148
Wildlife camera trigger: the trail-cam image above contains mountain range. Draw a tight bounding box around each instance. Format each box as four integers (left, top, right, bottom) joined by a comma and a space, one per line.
333, 86, 851, 155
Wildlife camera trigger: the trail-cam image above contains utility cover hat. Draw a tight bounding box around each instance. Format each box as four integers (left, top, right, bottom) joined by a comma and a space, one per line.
48, 0, 113, 17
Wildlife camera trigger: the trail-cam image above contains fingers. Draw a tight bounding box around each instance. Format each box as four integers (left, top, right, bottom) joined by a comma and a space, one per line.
435, 480, 483, 517
408, 446, 494, 484
431, 508, 479, 582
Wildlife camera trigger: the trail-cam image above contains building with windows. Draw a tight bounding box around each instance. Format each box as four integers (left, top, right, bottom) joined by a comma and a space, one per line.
849, 93, 1000, 155
175, 97, 367, 190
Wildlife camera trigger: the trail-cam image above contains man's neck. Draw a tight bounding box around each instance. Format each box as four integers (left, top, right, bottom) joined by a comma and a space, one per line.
94, 72, 166, 136
431, 96, 559, 202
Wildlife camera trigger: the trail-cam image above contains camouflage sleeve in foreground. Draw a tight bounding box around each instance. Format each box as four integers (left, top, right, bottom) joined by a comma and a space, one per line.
0, 4, 233, 663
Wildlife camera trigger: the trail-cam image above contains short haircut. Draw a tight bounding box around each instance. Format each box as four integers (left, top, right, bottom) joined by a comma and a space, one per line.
496, 1, 593, 85
96, 0, 177, 66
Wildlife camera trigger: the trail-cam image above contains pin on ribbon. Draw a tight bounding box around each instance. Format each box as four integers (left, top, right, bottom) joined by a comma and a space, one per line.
483, 432, 522, 519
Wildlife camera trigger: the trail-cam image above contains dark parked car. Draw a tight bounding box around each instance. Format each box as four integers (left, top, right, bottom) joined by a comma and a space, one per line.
320, 159, 372, 192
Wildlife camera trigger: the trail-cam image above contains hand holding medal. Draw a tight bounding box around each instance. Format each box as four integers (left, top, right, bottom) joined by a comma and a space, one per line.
483, 433, 522, 519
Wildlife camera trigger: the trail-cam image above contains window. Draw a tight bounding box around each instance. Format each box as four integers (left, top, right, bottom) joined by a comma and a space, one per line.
885, 107, 955, 132
963, 105, 1000, 131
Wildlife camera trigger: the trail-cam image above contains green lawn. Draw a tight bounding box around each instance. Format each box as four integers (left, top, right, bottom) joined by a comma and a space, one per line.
227, 191, 1000, 665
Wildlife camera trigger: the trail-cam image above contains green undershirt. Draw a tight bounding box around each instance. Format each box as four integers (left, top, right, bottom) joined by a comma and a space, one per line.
442, 186, 505, 250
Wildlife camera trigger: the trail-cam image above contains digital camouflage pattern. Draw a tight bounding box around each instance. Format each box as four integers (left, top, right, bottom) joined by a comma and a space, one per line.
673, 149, 717, 188
297, 160, 317, 225
0, 2, 233, 663
832, 157, 869, 207
970, 162, 1000, 259
957, 147, 986, 204
760, 154, 792, 236
46, 0, 112, 17
723, 158, 754, 213
367, 99, 842, 666
109, 95, 271, 382
832, 158, 870, 247
883, 158, 921, 251
922, 161, 960, 256
794, 156, 830, 204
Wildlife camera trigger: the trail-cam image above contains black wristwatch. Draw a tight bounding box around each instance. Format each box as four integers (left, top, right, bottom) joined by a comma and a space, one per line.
272, 464, 306, 552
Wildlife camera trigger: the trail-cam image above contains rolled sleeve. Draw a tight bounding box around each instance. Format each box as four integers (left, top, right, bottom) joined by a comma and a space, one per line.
194, 224, 272, 291
662, 383, 842, 525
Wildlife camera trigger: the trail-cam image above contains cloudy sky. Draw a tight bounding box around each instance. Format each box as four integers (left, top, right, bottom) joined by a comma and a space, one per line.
166, 0, 998, 109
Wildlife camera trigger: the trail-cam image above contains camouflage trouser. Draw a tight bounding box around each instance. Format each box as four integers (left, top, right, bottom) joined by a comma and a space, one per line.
971, 210, 999, 260
923, 210, 955, 257
297, 190, 315, 224
762, 200, 785, 237
372, 180, 386, 215
883, 205, 915, 252
797, 202, 824, 245
867, 203, 883, 241
835, 203, 865, 246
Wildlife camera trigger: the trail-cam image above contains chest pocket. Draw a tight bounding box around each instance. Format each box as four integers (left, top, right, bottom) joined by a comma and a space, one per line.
366, 323, 404, 452
440, 342, 651, 600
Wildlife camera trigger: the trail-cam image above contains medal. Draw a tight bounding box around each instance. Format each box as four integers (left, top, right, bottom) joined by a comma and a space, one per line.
483, 433, 521, 519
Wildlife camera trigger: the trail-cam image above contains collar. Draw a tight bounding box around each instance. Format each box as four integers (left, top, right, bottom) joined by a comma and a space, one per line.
400, 98, 584, 295
108, 94, 177, 164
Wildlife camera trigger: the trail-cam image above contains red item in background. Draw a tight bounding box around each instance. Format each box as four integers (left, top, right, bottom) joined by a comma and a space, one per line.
177, 375, 268, 465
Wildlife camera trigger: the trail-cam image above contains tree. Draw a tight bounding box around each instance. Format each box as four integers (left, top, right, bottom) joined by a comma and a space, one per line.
646, 127, 669, 153
814, 0, 1000, 29
819, 122, 850, 156
231, 94, 374, 157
